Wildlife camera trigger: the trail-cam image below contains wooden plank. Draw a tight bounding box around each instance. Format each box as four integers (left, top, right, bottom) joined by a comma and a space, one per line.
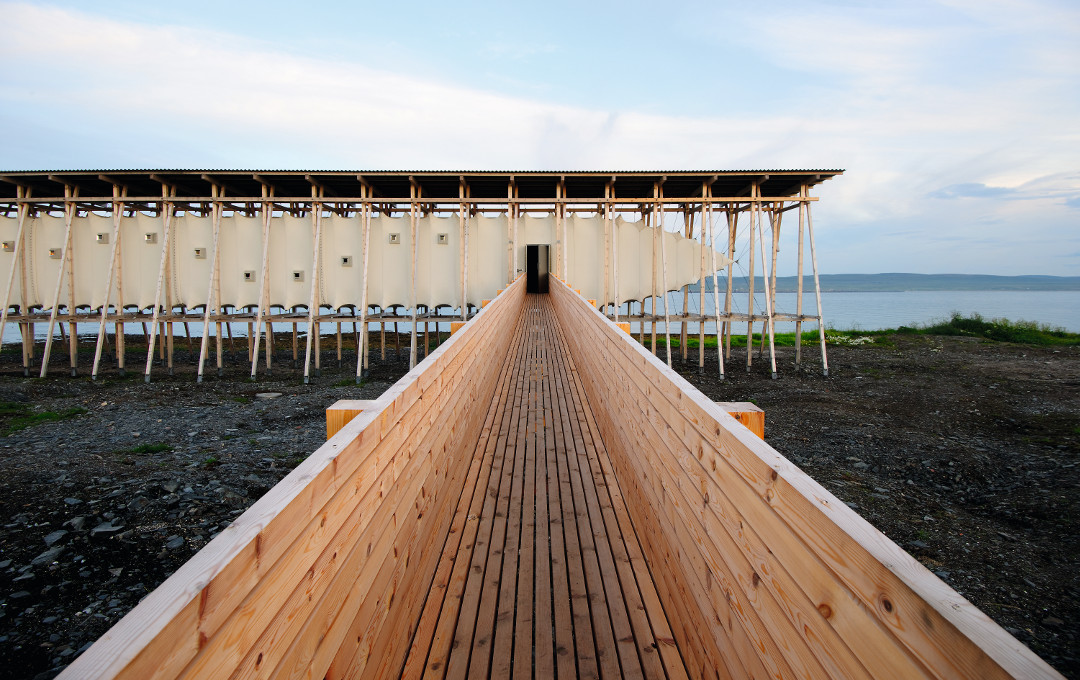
401, 298, 531, 680
325, 399, 377, 439
544, 297, 643, 680
549, 276, 1063, 680
58, 278, 525, 680
716, 402, 764, 440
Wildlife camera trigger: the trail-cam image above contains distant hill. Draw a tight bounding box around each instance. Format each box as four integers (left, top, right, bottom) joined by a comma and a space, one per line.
695, 273, 1080, 292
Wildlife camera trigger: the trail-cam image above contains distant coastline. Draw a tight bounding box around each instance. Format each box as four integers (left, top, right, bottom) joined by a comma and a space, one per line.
698, 273, 1080, 293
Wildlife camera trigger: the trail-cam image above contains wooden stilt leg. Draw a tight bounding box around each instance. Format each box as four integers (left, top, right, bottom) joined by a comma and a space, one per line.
807, 194, 830, 376
69, 321, 78, 376
746, 187, 757, 372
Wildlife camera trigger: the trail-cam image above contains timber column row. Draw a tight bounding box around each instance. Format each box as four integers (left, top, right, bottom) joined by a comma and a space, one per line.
0, 170, 841, 380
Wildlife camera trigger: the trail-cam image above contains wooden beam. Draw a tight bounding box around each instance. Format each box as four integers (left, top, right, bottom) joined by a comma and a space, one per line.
195, 185, 223, 383
143, 185, 176, 382
40, 185, 77, 377
91, 185, 127, 380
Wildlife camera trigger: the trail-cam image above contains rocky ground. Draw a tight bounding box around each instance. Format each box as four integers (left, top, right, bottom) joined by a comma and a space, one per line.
0, 331, 1076, 679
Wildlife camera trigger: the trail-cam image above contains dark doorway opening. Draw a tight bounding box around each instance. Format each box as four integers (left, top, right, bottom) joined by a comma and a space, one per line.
526, 244, 549, 294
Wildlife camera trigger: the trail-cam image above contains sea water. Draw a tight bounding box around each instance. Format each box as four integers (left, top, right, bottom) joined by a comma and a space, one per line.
3, 290, 1078, 343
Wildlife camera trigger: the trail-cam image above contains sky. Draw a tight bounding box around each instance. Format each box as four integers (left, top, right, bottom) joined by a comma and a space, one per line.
0, 0, 1077, 276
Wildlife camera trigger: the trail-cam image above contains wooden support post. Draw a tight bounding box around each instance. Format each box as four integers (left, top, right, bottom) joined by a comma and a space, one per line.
716, 401, 765, 439
698, 196, 706, 370
609, 177, 620, 324
1, 186, 30, 372
561, 177, 569, 281
707, 187, 725, 378
325, 399, 377, 439
806, 192, 830, 376
250, 184, 274, 379
67, 208, 78, 376
746, 186, 757, 372
356, 187, 371, 381
409, 180, 419, 369
459, 178, 468, 322
303, 186, 324, 384
511, 180, 519, 283
795, 185, 806, 366
758, 198, 779, 379
649, 203, 657, 355
335, 318, 342, 367
681, 206, 691, 363
41, 185, 77, 377
91, 185, 127, 380
114, 201, 128, 376
181, 308, 192, 353
196, 185, 223, 383
724, 207, 737, 360
143, 185, 175, 382
759, 205, 782, 359
658, 182, 672, 368
603, 184, 611, 320
292, 320, 298, 366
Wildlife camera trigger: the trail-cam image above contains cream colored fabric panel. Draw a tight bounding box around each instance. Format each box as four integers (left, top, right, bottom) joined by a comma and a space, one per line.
369, 214, 411, 309
320, 214, 363, 310
566, 214, 604, 303
466, 213, 508, 306
639, 220, 655, 303
615, 217, 644, 303
414, 215, 432, 308
264, 215, 314, 310
117, 213, 166, 310
27, 215, 66, 308
418, 214, 460, 309
216, 216, 263, 309
172, 213, 213, 309
0, 215, 26, 308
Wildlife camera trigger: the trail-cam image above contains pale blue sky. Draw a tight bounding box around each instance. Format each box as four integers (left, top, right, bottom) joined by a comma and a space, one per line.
1, 0, 1077, 275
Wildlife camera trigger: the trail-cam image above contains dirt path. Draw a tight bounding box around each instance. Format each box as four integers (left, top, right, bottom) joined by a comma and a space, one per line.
0, 333, 1076, 678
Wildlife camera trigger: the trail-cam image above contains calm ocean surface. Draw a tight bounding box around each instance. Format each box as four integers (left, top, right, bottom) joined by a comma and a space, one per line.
5, 290, 1078, 342
654, 290, 1080, 333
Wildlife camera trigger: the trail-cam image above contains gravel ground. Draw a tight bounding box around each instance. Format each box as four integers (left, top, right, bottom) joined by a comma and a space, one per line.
0, 331, 1076, 679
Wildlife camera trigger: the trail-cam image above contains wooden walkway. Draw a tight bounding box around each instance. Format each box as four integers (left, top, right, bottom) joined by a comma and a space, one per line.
399, 294, 689, 680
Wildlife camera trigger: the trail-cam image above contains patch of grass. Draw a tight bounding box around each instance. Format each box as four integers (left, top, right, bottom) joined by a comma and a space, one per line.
898, 313, 1079, 346
202, 455, 221, 468
231, 396, 251, 404
1, 403, 87, 435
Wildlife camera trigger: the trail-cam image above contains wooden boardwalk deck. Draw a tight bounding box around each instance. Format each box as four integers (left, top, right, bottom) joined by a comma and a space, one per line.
399, 294, 688, 680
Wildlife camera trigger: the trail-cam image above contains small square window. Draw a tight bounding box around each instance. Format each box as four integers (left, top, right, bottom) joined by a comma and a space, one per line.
243, 271, 254, 281
48, 248, 62, 259
194, 248, 206, 259
388, 233, 400, 244
437, 233, 448, 244
341, 256, 352, 267
2, 241, 13, 252
144, 233, 157, 244
293, 271, 304, 282
96, 233, 109, 244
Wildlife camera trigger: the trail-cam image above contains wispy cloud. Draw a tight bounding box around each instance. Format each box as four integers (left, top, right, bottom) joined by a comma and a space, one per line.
929, 183, 1019, 199
0, 1, 1076, 275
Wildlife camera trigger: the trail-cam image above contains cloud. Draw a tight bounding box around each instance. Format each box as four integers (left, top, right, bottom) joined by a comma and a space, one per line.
0, 1, 1077, 275
929, 183, 1019, 199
